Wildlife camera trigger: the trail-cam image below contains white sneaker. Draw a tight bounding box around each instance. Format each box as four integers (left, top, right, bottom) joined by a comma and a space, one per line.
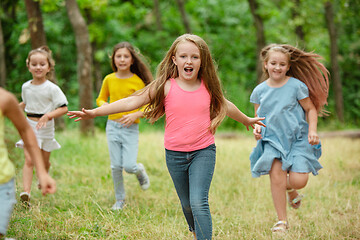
111, 200, 125, 211
136, 163, 150, 190
20, 192, 31, 208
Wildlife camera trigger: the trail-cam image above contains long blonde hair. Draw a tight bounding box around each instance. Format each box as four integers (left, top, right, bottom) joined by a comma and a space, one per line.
143, 34, 227, 133
261, 44, 329, 115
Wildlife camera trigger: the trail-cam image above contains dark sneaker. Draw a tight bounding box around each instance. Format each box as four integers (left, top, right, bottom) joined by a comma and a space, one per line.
136, 163, 150, 190
20, 192, 31, 208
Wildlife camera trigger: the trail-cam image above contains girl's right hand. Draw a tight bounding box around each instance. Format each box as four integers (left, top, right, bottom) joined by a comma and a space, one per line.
38, 174, 57, 195
67, 108, 96, 121
253, 124, 262, 140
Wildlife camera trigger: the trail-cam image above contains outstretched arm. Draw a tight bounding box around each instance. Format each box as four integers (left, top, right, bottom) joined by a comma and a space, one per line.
252, 104, 262, 140
36, 105, 68, 129
1, 89, 56, 195
299, 97, 319, 145
226, 100, 265, 130
68, 87, 151, 121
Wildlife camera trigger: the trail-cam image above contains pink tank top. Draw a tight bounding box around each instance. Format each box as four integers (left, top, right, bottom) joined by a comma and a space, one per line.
164, 78, 214, 151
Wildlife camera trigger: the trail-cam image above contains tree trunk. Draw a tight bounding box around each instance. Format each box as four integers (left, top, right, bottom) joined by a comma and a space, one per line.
24, 0, 66, 129
24, 0, 47, 48
324, 1, 344, 122
175, 0, 191, 33
153, 0, 163, 31
84, 9, 102, 95
92, 43, 103, 94
0, 19, 6, 88
292, 0, 305, 46
65, 0, 94, 134
248, 0, 266, 83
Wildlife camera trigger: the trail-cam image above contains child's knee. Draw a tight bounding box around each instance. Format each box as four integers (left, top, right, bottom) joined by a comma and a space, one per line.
124, 164, 138, 174
182, 203, 192, 213
111, 166, 123, 172
45, 161, 51, 169
289, 173, 308, 189
24, 158, 34, 168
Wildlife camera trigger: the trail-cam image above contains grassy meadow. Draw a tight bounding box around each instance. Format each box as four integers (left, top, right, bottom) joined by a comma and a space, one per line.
5, 126, 360, 240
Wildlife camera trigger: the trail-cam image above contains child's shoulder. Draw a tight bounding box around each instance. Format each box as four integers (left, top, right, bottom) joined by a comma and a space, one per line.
0, 88, 17, 112
288, 77, 308, 89
104, 72, 116, 79
253, 80, 268, 92
163, 79, 172, 96
22, 79, 32, 87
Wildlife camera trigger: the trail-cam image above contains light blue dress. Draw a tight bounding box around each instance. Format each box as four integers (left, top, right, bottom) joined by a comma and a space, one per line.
249, 77, 322, 178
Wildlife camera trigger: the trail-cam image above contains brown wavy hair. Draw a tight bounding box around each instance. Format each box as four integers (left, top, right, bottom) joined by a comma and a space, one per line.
110, 42, 153, 85
260, 44, 330, 115
142, 34, 227, 134
26, 46, 55, 81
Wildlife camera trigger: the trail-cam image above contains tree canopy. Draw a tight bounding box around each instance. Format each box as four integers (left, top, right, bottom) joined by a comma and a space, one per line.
1, 0, 359, 130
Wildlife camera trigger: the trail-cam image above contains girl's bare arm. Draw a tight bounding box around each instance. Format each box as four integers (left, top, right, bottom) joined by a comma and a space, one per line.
68, 87, 152, 121
299, 97, 319, 145
226, 100, 265, 130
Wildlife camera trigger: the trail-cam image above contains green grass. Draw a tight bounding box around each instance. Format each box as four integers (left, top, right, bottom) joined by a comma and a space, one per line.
5, 127, 360, 239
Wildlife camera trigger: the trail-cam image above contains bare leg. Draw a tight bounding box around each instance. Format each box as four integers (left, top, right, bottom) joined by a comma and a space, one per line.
269, 159, 287, 221
287, 171, 309, 190
41, 150, 51, 173
22, 149, 34, 194
287, 172, 309, 208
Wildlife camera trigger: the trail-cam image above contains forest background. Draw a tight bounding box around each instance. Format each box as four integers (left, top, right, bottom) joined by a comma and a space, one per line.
0, 0, 359, 133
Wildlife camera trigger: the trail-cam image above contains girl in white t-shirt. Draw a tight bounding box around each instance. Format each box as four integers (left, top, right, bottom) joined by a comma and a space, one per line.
16, 46, 68, 207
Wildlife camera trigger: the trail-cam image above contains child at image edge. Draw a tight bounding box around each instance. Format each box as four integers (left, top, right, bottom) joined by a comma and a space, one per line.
16, 46, 68, 207
68, 34, 265, 240
0, 87, 56, 239
249, 44, 329, 232
96, 42, 153, 210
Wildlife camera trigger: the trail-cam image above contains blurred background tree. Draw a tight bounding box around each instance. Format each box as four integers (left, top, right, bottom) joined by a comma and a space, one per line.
0, 0, 359, 133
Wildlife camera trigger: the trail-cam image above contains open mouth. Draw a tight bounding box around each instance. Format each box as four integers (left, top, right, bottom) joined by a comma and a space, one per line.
184, 67, 193, 73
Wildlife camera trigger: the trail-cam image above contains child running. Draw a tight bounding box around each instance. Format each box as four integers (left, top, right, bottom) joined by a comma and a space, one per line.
249, 44, 329, 232
96, 42, 153, 210
16, 46, 68, 207
0, 87, 56, 239
68, 34, 265, 240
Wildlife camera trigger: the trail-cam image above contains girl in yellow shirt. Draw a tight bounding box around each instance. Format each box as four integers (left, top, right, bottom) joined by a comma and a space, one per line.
96, 42, 153, 210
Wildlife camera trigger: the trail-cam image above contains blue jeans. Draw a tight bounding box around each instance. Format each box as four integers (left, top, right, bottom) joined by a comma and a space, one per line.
166, 144, 216, 240
0, 178, 16, 235
106, 120, 140, 201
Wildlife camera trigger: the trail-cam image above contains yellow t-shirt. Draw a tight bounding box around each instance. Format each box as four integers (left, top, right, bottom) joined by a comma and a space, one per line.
0, 111, 15, 184
96, 73, 146, 122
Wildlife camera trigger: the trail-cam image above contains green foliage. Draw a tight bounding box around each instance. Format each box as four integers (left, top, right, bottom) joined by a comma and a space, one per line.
1, 0, 359, 130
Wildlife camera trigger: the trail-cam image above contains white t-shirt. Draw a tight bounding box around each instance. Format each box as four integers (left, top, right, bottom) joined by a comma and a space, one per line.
22, 80, 68, 114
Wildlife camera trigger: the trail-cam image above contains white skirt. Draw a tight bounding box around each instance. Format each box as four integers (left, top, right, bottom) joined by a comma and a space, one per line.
15, 118, 61, 152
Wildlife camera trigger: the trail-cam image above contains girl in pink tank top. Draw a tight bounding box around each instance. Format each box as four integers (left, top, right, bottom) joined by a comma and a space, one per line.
69, 34, 265, 240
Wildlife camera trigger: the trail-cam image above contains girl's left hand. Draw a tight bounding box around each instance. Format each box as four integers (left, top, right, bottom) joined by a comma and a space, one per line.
36, 114, 51, 129
308, 130, 320, 145
118, 113, 137, 127
246, 117, 266, 131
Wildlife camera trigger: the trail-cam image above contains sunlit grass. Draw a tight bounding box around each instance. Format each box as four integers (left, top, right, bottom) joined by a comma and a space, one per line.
6, 126, 360, 239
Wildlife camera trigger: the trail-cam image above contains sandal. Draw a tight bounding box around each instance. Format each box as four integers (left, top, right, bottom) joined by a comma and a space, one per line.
271, 220, 288, 233
287, 189, 304, 209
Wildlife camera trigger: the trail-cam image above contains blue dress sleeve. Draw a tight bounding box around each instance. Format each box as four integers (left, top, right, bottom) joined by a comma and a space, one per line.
250, 86, 260, 104
297, 81, 309, 101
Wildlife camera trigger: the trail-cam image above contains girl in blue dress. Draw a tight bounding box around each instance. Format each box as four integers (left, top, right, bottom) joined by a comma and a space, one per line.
250, 44, 329, 232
